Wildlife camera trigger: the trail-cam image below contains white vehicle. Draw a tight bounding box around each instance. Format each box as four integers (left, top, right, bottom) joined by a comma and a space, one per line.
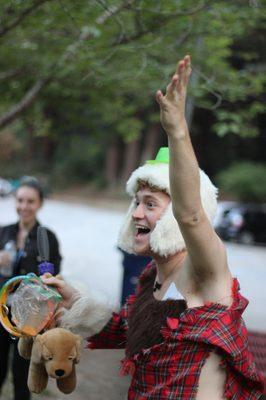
213, 201, 237, 229
0, 178, 13, 197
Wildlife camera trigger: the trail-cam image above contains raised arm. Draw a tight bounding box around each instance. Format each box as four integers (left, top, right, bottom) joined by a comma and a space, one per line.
156, 56, 231, 299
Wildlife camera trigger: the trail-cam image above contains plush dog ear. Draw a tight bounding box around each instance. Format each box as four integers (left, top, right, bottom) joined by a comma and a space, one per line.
31, 335, 44, 364
18, 336, 33, 360
74, 335, 82, 364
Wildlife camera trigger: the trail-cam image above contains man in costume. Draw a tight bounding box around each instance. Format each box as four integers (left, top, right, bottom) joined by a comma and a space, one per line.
43, 55, 264, 399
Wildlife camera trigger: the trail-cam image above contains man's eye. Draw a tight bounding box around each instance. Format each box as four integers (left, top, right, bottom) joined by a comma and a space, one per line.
147, 202, 155, 208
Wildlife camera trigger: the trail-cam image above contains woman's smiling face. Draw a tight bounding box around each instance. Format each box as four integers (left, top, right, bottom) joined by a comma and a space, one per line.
132, 185, 170, 256
16, 185, 42, 225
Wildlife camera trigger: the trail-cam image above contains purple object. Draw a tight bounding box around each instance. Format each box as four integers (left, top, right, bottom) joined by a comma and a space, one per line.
38, 261, 54, 276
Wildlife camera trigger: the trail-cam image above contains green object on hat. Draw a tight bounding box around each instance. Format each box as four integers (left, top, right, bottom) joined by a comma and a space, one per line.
146, 147, 169, 165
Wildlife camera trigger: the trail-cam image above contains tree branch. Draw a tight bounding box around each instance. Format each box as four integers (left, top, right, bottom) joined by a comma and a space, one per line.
96, 0, 137, 24
0, 6, 99, 130
0, 69, 22, 81
0, 78, 50, 129
0, 0, 52, 38
133, 0, 212, 17
115, 0, 212, 45
0, 0, 202, 130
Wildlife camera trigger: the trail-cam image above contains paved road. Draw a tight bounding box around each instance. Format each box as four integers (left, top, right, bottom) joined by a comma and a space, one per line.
0, 197, 124, 304
1, 196, 265, 330
1, 197, 265, 400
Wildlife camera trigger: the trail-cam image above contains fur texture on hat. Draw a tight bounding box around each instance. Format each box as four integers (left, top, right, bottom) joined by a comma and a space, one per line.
117, 163, 218, 257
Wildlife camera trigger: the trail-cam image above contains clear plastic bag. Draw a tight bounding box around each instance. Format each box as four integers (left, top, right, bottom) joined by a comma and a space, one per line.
11, 274, 62, 336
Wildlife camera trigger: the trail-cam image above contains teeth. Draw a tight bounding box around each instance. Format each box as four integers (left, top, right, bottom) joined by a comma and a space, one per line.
136, 225, 150, 235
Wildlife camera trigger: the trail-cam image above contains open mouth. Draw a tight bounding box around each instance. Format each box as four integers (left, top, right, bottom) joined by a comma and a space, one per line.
136, 225, 151, 237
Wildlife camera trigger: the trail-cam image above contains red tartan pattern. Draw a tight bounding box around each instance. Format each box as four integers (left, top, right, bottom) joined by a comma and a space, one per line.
248, 331, 266, 394
88, 293, 135, 350
87, 265, 264, 399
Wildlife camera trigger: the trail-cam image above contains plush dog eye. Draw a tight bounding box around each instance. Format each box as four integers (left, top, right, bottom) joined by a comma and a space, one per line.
68, 356, 74, 360
47, 356, 53, 360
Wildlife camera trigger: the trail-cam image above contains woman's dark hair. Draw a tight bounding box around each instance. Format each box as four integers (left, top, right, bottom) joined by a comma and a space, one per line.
17, 176, 44, 202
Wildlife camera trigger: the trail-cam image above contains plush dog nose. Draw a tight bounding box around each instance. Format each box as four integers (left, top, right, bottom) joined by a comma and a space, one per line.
55, 369, 65, 377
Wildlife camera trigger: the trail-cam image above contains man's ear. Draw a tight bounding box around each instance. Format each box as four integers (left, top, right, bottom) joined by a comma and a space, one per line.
31, 335, 44, 363
74, 335, 82, 364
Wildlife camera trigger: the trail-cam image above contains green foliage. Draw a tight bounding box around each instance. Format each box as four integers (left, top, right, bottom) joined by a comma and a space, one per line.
0, 0, 265, 186
52, 135, 104, 186
213, 110, 259, 137
1, 0, 265, 134
217, 162, 266, 202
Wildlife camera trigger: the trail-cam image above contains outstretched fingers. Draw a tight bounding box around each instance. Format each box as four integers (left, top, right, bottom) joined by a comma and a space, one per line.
183, 55, 192, 86
156, 55, 192, 106
167, 56, 191, 97
175, 55, 191, 89
156, 90, 166, 107
166, 74, 180, 96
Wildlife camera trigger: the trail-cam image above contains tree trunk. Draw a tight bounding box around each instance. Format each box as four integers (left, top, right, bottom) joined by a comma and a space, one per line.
26, 121, 35, 166
121, 138, 140, 184
140, 123, 161, 164
105, 139, 120, 189
42, 135, 54, 162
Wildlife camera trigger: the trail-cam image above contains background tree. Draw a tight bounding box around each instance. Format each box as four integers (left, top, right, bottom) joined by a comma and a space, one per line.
0, 0, 265, 196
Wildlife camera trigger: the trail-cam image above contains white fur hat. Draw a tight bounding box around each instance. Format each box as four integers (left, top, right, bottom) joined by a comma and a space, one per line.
117, 148, 218, 257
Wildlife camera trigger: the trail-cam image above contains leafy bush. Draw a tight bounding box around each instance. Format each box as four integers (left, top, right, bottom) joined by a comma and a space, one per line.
216, 162, 266, 202
52, 136, 104, 188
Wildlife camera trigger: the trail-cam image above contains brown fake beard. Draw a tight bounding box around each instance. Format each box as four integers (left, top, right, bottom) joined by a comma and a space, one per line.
126, 266, 187, 358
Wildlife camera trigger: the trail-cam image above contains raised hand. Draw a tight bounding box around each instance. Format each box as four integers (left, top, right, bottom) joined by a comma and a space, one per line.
156, 55, 192, 137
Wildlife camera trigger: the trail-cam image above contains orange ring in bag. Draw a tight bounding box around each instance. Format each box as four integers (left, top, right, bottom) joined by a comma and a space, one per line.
0, 274, 59, 337
0, 276, 30, 337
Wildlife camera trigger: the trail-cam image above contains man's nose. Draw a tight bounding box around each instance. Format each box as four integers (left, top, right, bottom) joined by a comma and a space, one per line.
132, 203, 145, 219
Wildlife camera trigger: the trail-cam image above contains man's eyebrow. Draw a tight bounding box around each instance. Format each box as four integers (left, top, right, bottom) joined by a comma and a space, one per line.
135, 194, 158, 201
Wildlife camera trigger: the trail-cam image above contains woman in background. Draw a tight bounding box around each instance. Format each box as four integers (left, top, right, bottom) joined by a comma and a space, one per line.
0, 177, 61, 400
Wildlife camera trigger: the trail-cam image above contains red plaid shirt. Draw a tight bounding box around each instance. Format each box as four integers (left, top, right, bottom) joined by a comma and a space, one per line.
88, 264, 264, 399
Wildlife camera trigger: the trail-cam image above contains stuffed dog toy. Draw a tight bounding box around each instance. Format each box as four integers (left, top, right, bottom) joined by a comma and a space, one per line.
18, 327, 82, 394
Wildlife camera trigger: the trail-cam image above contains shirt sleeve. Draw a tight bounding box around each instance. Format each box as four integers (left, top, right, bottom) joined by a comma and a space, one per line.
87, 294, 136, 350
